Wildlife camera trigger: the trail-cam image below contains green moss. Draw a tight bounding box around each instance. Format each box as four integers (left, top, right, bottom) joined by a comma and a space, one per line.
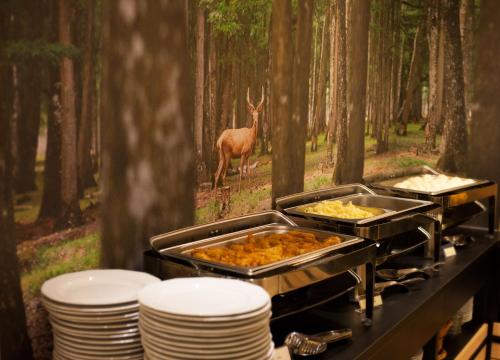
21, 233, 100, 296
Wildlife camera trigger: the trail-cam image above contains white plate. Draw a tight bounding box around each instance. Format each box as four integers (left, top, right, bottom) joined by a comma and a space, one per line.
43, 298, 139, 316
139, 303, 271, 327
54, 346, 143, 360
138, 277, 270, 317
144, 340, 274, 360
50, 321, 140, 338
50, 316, 138, 330
138, 321, 266, 344
54, 329, 141, 346
42, 270, 160, 306
141, 331, 271, 356
54, 336, 142, 352
49, 311, 139, 324
139, 315, 270, 337
140, 323, 271, 350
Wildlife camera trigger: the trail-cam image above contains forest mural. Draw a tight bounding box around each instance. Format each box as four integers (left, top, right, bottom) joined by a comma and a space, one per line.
1, 0, 499, 359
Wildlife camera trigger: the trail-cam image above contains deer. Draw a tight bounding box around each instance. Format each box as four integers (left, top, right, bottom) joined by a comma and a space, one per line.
214, 86, 264, 192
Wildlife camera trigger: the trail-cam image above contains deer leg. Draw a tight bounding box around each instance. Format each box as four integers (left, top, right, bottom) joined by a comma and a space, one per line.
246, 157, 251, 175
214, 157, 224, 190
238, 156, 246, 192
222, 154, 231, 185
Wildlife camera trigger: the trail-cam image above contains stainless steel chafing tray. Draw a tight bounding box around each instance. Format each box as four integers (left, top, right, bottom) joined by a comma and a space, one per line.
364, 166, 497, 234
276, 184, 438, 239
162, 224, 363, 276
146, 211, 376, 298
366, 165, 491, 197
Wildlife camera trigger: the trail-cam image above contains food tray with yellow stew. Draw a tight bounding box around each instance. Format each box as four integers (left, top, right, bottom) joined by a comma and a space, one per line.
278, 184, 436, 226
161, 224, 363, 276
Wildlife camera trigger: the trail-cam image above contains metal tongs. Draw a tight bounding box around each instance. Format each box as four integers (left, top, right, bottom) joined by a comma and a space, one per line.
376, 262, 444, 281
284, 328, 352, 356
375, 276, 426, 294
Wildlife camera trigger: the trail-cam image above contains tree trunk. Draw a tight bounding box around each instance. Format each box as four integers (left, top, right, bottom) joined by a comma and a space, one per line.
397, 20, 425, 136
332, 0, 348, 183
436, 15, 446, 134
271, 0, 293, 207
311, 14, 328, 152
467, 0, 500, 208
425, 0, 440, 152
101, 0, 195, 269
437, 0, 468, 172
327, 0, 337, 164
375, 0, 391, 154
459, 0, 474, 124
289, 0, 313, 193
38, 69, 63, 220
342, 0, 370, 183
390, 0, 402, 126
204, 29, 218, 183
58, 0, 82, 228
194, 5, 205, 182
0, 8, 34, 358
78, 0, 97, 195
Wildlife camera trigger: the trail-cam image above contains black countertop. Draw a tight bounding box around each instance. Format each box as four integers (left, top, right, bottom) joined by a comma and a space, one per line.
271, 229, 499, 360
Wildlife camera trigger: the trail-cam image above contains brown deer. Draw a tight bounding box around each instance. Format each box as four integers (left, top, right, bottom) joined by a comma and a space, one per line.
214, 87, 264, 192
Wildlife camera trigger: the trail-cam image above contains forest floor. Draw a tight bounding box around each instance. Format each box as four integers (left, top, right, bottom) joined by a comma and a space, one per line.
16, 123, 438, 359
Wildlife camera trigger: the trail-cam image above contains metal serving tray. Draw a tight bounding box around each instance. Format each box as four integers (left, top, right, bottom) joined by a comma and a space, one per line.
365, 166, 497, 234
285, 193, 432, 225
277, 184, 436, 227
370, 166, 490, 196
162, 224, 363, 276
365, 165, 494, 202
150, 210, 296, 252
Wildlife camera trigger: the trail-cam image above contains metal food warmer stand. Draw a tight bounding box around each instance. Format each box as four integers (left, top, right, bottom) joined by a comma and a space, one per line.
364, 165, 497, 242
143, 210, 377, 325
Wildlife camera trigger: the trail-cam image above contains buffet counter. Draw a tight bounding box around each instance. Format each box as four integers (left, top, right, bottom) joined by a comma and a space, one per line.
271, 227, 499, 360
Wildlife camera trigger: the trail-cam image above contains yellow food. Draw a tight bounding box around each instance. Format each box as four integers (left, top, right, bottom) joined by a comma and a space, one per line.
300, 200, 381, 219
190, 231, 342, 267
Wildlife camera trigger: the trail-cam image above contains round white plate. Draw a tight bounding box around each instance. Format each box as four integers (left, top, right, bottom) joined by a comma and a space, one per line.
54, 335, 142, 352
139, 303, 271, 327
50, 316, 138, 330
54, 330, 140, 346
50, 321, 140, 338
54, 346, 143, 360
140, 324, 271, 350
42, 270, 160, 306
141, 330, 271, 356
138, 277, 270, 317
43, 298, 139, 316
143, 340, 274, 360
49, 311, 139, 324
138, 321, 266, 344
139, 314, 270, 337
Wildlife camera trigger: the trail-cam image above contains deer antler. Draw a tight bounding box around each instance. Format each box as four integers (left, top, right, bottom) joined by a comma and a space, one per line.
246, 87, 255, 113
256, 86, 265, 113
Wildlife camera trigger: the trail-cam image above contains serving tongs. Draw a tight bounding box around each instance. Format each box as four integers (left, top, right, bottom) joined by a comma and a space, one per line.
376, 262, 444, 281
285, 328, 352, 356
375, 277, 426, 294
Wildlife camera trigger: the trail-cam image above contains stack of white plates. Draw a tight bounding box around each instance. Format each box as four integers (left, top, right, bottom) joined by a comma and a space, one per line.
138, 277, 275, 360
41, 269, 160, 360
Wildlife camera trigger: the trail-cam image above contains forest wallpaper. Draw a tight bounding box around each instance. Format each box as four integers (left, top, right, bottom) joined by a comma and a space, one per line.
1, 0, 499, 359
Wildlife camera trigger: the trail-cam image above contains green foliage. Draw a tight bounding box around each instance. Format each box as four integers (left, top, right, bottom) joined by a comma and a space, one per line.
201, 0, 272, 50
3, 40, 79, 65
21, 233, 100, 295
397, 157, 430, 168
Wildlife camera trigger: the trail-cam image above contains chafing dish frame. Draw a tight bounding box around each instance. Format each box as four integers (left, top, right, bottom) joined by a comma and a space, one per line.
364, 165, 497, 236
161, 224, 364, 276
145, 210, 377, 326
